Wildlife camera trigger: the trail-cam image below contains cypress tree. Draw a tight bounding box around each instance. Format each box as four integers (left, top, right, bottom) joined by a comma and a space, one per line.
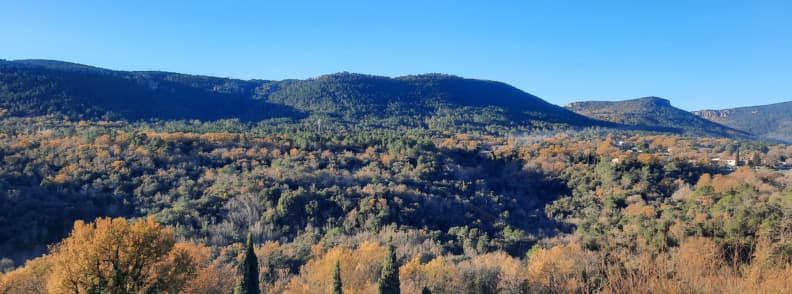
235, 232, 260, 294
332, 260, 343, 294
377, 239, 400, 294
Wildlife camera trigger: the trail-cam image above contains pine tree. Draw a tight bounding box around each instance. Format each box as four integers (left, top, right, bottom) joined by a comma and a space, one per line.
235, 232, 260, 294
332, 260, 343, 294
377, 239, 400, 294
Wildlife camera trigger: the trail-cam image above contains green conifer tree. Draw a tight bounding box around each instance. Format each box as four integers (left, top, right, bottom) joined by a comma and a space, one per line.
332, 260, 343, 294
235, 232, 261, 294
377, 239, 400, 294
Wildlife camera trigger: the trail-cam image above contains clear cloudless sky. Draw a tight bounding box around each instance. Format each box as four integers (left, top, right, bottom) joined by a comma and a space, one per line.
1, 0, 791, 110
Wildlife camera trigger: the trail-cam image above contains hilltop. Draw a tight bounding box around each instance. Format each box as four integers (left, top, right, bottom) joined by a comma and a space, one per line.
565, 96, 752, 138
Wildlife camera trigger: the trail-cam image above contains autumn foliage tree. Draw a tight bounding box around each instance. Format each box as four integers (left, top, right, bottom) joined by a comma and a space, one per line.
47, 216, 196, 293
0, 216, 236, 294
284, 241, 386, 293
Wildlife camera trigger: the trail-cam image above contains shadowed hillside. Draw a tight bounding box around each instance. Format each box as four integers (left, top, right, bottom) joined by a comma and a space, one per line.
0, 59, 298, 121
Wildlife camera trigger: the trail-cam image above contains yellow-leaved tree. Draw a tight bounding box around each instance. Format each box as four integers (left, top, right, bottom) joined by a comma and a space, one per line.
0, 216, 231, 294
285, 241, 386, 294
46, 216, 195, 293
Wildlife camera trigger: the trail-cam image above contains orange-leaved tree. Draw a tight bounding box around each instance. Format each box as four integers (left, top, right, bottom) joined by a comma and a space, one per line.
46, 216, 197, 293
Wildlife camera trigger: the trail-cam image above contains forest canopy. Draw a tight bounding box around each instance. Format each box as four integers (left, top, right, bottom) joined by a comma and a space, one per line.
0, 115, 790, 293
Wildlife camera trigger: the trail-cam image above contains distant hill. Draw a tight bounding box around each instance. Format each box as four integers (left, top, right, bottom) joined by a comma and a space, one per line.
565, 97, 752, 138
265, 72, 604, 127
0, 59, 600, 128
694, 101, 792, 142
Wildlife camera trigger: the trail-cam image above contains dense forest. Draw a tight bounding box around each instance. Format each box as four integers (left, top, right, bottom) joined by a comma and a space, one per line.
1, 115, 790, 293
1, 60, 791, 293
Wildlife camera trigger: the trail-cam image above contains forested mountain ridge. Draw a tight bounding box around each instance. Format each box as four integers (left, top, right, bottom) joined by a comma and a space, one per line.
0, 59, 604, 129
0, 59, 283, 121
694, 101, 792, 143
8, 59, 778, 140
565, 96, 753, 138
265, 72, 602, 125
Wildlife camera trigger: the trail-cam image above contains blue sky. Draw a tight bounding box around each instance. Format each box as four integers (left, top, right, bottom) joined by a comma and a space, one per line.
1, 1, 790, 110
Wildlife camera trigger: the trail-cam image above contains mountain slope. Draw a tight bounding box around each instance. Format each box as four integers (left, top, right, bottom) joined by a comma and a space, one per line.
264, 72, 602, 126
0, 60, 602, 128
694, 101, 792, 142
565, 97, 752, 138
0, 59, 300, 121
